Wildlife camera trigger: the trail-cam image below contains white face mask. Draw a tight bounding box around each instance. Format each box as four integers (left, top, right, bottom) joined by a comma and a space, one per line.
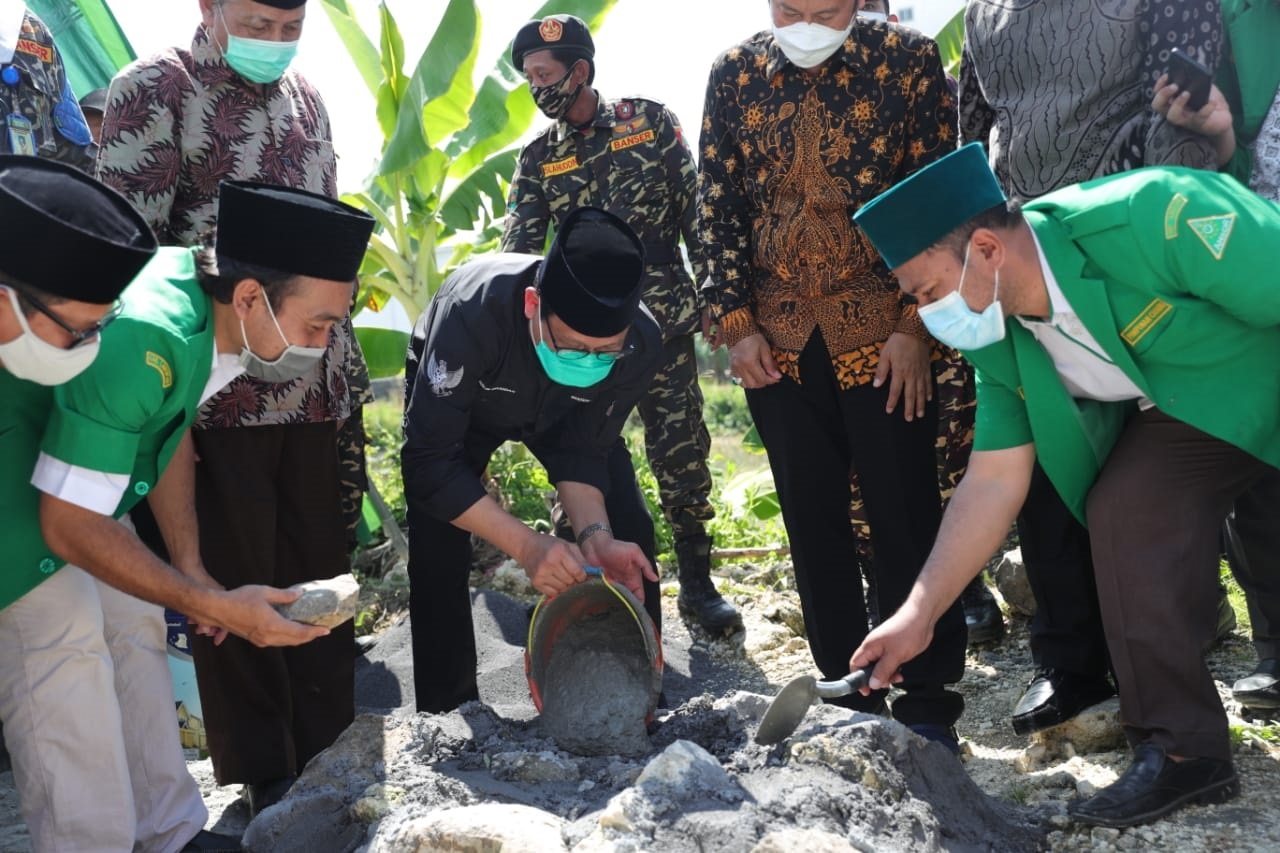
772, 17, 855, 69
238, 291, 325, 383
0, 286, 101, 385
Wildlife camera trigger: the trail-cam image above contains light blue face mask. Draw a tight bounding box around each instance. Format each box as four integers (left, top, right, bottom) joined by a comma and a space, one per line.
218, 8, 299, 84
917, 241, 1006, 351
532, 311, 617, 388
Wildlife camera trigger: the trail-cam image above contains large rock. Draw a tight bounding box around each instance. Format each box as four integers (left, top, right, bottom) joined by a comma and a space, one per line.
991, 547, 1035, 617
751, 829, 857, 852
276, 573, 360, 628
369, 803, 567, 852
1030, 697, 1125, 759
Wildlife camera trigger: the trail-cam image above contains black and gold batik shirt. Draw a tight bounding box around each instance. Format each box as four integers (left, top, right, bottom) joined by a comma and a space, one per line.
697, 23, 956, 387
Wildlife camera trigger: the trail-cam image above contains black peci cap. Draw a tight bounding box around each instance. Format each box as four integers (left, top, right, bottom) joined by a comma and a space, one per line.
511, 14, 595, 70
251, 0, 306, 8
78, 88, 108, 115
537, 207, 645, 338
0, 155, 156, 304
215, 181, 374, 284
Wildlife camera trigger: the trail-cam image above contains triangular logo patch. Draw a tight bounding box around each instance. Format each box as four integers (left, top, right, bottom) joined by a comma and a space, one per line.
1186, 214, 1236, 260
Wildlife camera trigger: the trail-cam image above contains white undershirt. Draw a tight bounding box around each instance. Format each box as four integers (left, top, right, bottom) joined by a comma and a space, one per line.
0, 2, 25, 64
1014, 230, 1151, 407
31, 342, 244, 514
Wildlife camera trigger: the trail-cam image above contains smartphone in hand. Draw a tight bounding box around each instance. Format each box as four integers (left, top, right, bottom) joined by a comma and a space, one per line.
1165, 47, 1213, 112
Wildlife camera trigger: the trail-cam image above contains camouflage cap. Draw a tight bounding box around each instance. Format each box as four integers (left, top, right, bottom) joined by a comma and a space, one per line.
511, 14, 594, 70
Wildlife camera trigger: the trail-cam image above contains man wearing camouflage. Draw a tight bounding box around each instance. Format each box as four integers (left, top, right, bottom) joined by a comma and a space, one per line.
0, 3, 92, 169
503, 14, 740, 634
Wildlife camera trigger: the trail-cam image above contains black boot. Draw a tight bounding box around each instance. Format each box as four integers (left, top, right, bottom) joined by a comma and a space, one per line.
961, 573, 1004, 645
675, 534, 743, 635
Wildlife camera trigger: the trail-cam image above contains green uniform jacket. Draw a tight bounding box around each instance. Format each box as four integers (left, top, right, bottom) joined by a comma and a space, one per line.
964, 167, 1280, 523
0, 247, 214, 609
501, 93, 705, 339
1217, 0, 1280, 185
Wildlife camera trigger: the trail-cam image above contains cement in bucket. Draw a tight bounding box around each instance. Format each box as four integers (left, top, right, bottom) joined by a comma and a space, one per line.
526, 570, 662, 756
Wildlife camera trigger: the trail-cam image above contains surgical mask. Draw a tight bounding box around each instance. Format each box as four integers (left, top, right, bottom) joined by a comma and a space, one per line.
531, 311, 616, 388
917, 241, 1007, 351
238, 292, 325, 382
217, 7, 298, 84
531, 63, 585, 120
859, 12, 888, 23
772, 18, 855, 69
0, 287, 100, 385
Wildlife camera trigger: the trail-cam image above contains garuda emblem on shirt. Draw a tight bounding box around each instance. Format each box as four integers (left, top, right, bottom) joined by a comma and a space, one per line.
427, 352, 464, 397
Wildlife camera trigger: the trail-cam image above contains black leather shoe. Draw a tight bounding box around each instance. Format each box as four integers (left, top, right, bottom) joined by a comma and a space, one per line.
1233, 658, 1280, 710
1011, 669, 1116, 735
1069, 743, 1238, 828
675, 534, 744, 635
960, 575, 1004, 645
247, 774, 297, 818
181, 829, 243, 852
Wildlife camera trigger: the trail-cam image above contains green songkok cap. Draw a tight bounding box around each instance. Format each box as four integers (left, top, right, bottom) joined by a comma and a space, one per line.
854, 142, 1007, 269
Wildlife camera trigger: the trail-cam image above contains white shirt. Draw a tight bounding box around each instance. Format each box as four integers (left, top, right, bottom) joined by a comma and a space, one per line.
31, 342, 244, 515
0, 2, 25, 64
1014, 230, 1152, 407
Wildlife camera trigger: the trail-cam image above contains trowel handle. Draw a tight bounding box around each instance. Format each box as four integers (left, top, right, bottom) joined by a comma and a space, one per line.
814, 667, 874, 699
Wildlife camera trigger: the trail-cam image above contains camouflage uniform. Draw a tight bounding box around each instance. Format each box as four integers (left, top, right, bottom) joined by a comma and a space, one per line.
502, 93, 713, 542
0, 9, 92, 170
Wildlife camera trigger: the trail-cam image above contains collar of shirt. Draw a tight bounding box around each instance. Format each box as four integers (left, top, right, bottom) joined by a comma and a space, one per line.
549, 88, 610, 144
764, 25, 863, 79
0, 3, 24, 64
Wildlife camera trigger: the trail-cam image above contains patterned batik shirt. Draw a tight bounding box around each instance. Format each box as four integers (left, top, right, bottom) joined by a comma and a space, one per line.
696, 23, 956, 388
958, 0, 1221, 203
1248, 86, 1280, 203
502, 93, 705, 340
96, 24, 370, 428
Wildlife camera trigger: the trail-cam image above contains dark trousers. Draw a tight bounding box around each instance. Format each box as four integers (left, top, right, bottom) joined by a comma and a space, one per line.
745, 332, 965, 727
1018, 464, 1112, 677
189, 422, 355, 785
406, 438, 659, 714
1087, 409, 1276, 761
1224, 467, 1280, 660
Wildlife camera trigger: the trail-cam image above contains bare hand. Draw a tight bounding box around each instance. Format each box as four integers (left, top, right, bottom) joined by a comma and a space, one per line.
1152, 74, 1234, 163
179, 563, 229, 645
700, 308, 724, 350
729, 333, 782, 389
216, 586, 331, 648
875, 332, 932, 421
520, 533, 590, 597
849, 600, 932, 692
582, 536, 659, 602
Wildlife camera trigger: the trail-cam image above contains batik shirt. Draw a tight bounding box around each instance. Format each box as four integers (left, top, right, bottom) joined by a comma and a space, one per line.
697, 23, 955, 388
503, 93, 705, 339
96, 25, 369, 428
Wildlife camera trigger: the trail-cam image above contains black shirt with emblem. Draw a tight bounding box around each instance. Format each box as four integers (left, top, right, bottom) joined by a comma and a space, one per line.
402, 253, 662, 523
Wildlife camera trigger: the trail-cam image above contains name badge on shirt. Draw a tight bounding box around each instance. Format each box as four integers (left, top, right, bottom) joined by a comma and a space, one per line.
6, 113, 34, 156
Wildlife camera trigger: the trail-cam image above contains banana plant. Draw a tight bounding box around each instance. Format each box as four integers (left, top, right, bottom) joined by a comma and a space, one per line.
935, 5, 965, 77
320, 0, 619, 378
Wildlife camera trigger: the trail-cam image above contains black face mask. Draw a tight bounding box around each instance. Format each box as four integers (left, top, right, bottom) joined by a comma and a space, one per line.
530, 62, 585, 120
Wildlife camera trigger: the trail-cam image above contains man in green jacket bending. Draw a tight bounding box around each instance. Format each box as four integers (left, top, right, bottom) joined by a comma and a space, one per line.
849, 143, 1280, 828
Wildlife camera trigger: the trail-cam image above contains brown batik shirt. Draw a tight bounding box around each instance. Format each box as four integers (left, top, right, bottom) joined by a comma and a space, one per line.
96, 25, 370, 428
697, 23, 957, 387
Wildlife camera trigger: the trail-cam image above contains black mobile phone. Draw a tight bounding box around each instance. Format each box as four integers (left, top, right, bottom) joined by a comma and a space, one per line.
1166, 47, 1213, 112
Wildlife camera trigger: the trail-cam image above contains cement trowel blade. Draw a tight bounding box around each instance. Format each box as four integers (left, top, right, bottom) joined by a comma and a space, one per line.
755, 674, 819, 745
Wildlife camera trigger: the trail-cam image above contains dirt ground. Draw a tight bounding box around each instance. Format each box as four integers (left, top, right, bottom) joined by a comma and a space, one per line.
1, 560, 1278, 852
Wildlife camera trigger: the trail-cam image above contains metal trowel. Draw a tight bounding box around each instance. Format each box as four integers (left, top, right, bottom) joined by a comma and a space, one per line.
754, 668, 873, 745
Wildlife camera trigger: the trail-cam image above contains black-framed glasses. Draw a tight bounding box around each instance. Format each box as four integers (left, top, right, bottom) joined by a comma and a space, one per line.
540, 311, 635, 364
15, 287, 124, 349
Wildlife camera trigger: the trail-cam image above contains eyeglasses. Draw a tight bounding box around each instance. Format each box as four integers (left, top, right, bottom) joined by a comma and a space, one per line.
14, 287, 124, 349
541, 311, 635, 364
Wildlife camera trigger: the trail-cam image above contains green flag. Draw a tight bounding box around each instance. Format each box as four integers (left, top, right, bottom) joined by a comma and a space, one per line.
26, 0, 135, 98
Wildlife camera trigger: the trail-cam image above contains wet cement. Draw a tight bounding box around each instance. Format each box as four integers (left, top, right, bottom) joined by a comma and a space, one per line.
540, 606, 655, 756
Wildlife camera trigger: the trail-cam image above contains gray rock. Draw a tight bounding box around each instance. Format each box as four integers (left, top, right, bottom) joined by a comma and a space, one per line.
491, 750, 581, 784
751, 829, 856, 852
635, 740, 736, 798
369, 803, 567, 852
1031, 698, 1125, 757
275, 573, 360, 628
991, 547, 1036, 617
242, 791, 363, 853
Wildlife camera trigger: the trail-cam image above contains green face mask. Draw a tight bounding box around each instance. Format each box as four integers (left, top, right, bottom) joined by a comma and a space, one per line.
218, 9, 299, 84
532, 312, 617, 388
